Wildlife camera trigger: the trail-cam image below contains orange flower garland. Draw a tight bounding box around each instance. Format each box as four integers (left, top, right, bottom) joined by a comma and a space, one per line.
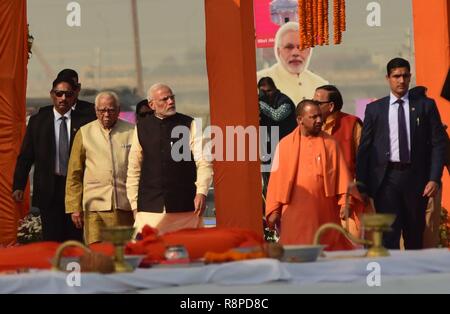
312, 0, 318, 46
305, 0, 313, 47
323, 0, 329, 45
297, 0, 345, 48
317, 0, 324, 45
333, 0, 340, 44
298, 0, 307, 50
340, 0, 346, 32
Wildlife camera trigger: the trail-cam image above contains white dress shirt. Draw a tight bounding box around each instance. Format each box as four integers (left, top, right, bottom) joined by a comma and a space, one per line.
388, 92, 410, 162
53, 108, 72, 174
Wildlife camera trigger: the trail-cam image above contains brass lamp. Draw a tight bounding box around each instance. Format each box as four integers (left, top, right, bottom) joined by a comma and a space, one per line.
313, 213, 395, 257
313, 182, 396, 257
100, 226, 135, 272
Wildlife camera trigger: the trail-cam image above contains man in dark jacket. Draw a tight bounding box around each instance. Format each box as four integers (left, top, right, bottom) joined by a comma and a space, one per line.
13, 77, 95, 241
356, 58, 447, 249
258, 77, 297, 198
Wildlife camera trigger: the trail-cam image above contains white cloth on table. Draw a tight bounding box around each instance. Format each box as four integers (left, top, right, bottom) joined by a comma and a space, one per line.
0, 258, 290, 294
1, 249, 449, 293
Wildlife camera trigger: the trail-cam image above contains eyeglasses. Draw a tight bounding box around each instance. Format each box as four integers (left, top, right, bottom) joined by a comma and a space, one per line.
96, 108, 117, 114
52, 90, 75, 98
155, 94, 175, 103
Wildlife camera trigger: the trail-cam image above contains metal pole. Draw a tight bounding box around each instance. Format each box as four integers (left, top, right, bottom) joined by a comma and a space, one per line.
131, 0, 144, 97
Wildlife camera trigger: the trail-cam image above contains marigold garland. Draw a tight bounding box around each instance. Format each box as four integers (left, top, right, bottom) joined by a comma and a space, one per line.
340, 0, 346, 32
298, 0, 307, 50
312, 0, 318, 46
297, 0, 345, 48
323, 0, 329, 45
333, 0, 340, 44
305, 0, 313, 47
317, 0, 324, 45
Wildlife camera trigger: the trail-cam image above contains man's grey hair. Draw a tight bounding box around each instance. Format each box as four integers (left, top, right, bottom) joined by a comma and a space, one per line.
275, 21, 299, 49
273, 21, 313, 71
147, 83, 172, 102
95, 91, 120, 108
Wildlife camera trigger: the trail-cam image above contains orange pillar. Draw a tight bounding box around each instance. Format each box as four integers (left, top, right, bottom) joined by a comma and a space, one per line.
205, 0, 262, 236
0, 0, 29, 245
412, 0, 450, 210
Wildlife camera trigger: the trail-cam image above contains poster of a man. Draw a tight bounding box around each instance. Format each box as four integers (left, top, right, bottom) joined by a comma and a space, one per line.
257, 21, 328, 105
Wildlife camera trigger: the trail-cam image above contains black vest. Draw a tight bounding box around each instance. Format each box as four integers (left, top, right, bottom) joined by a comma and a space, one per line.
137, 113, 197, 213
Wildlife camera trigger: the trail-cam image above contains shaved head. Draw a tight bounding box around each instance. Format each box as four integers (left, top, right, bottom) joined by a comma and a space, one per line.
295, 99, 320, 117
296, 99, 323, 136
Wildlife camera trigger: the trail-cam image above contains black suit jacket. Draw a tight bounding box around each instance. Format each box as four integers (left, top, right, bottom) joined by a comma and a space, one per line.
13, 106, 96, 209
74, 99, 96, 120
356, 92, 447, 197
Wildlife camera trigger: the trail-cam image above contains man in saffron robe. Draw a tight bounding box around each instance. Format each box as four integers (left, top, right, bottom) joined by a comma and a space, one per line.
313, 85, 367, 239
265, 100, 354, 250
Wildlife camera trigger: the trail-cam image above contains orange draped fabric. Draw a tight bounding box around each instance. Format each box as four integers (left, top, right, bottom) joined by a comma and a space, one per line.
126, 226, 263, 263
266, 127, 354, 250
0, 242, 115, 272
327, 112, 369, 237
0, 0, 29, 246
0, 227, 263, 271
412, 0, 450, 211
204, 0, 262, 236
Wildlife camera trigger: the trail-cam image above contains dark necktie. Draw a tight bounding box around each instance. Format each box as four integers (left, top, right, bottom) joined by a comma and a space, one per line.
397, 99, 409, 163
59, 116, 69, 176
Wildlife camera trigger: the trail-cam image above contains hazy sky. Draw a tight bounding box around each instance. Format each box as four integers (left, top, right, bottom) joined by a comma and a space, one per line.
27, 0, 415, 104
27, 0, 207, 97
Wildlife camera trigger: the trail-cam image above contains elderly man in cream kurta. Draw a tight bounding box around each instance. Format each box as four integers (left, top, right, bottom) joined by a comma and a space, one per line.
65, 91, 134, 244
257, 22, 328, 105
127, 83, 213, 236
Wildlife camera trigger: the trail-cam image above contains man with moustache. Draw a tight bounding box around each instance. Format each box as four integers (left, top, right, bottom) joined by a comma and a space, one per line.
127, 83, 213, 236
257, 22, 328, 105
56, 68, 96, 120
65, 91, 134, 244
39, 69, 96, 121
313, 85, 365, 238
12, 77, 94, 242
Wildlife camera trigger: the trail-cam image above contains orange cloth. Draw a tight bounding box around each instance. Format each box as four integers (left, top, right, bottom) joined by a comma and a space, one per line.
322, 111, 369, 238
204, 0, 263, 235
0, 0, 29, 246
0, 242, 114, 272
322, 111, 362, 176
125, 226, 264, 263
266, 127, 354, 250
0, 227, 263, 271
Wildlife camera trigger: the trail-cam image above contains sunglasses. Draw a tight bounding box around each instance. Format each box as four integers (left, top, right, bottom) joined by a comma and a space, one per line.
52, 90, 75, 98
